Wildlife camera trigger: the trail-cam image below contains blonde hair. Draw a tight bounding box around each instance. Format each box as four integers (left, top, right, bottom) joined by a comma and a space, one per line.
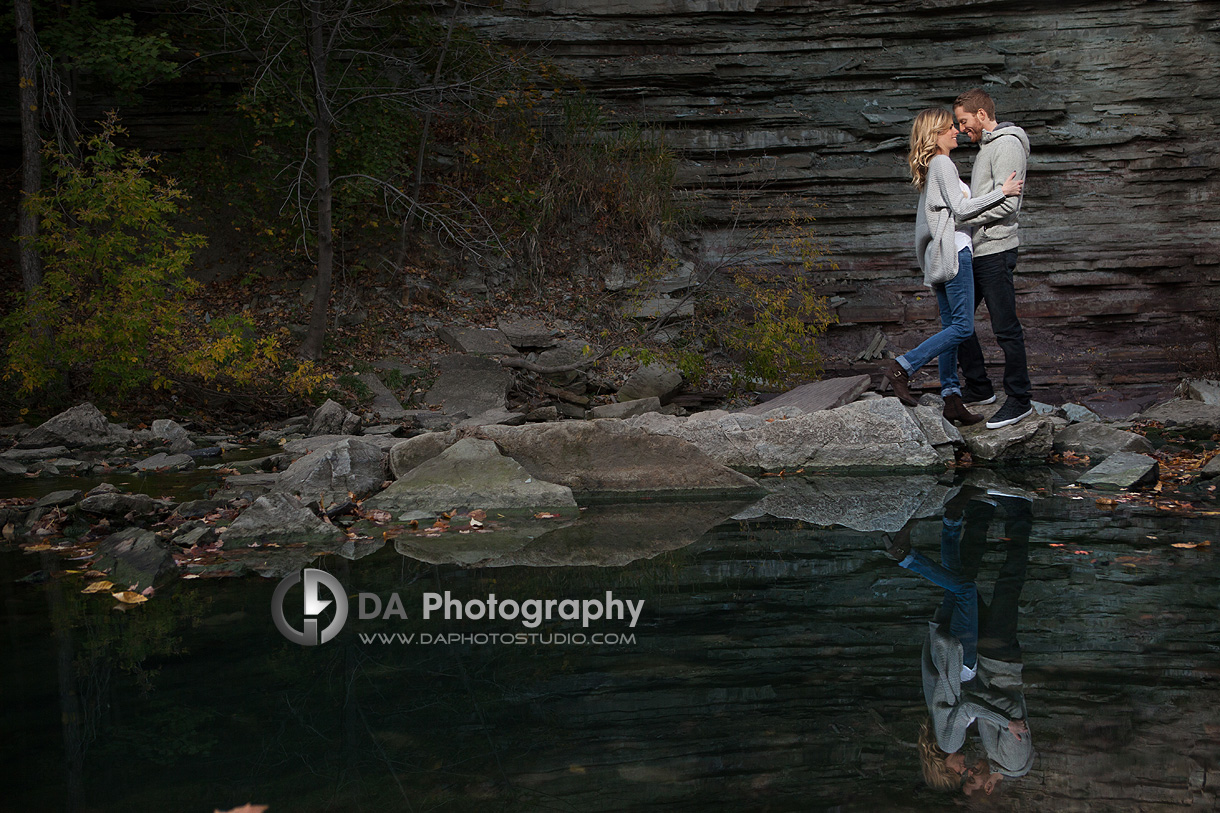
918, 717, 961, 791
908, 108, 954, 190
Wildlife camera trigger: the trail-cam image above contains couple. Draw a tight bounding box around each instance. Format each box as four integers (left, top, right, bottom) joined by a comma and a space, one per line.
885, 486, 1034, 796
882, 89, 1034, 430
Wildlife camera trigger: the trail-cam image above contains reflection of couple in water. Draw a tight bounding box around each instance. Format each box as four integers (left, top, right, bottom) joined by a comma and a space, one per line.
884, 484, 1033, 797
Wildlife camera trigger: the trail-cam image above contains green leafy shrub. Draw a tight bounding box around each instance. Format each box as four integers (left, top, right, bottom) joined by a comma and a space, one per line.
4, 114, 206, 396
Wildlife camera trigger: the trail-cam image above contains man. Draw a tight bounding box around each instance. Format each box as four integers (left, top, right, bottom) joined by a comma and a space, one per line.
953, 88, 1033, 429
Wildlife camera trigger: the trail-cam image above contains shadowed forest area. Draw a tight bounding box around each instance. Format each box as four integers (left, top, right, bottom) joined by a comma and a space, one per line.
1, 0, 842, 429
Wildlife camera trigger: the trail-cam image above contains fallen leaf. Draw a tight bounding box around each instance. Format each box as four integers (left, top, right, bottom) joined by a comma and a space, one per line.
24, 543, 53, 552
82, 581, 115, 594
112, 591, 149, 604
214, 805, 269, 813
469, 509, 487, 522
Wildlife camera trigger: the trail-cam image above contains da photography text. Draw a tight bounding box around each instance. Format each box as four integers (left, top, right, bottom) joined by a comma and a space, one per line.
272, 568, 644, 647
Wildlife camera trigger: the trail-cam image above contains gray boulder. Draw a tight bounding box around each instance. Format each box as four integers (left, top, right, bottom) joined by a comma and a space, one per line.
92, 528, 179, 590
151, 419, 195, 453
456, 408, 528, 428
498, 318, 557, 348
625, 398, 946, 471
389, 432, 459, 479
223, 492, 345, 547
78, 492, 173, 521
436, 326, 519, 356
589, 397, 662, 420
1077, 452, 1160, 491
309, 399, 362, 436
617, 362, 683, 403
282, 434, 400, 459
273, 438, 387, 508
365, 437, 576, 514
1, 445, 71, 461
18, 403, 132, 449
1181, 378, 1220, 406
476, 420, 763, 498
738, 375, 872, 416
532, 341, 594, 387
133, 452, 197, 472
960, 412, 1057, 462
1062, 403, 1102, 423
1200, 455, 1220, 480
34, 489, 82, 509
1053, 422, 1155, 458
1139, 399, 1220, 432
0, 459, 27, 475
424, 355, 512, 417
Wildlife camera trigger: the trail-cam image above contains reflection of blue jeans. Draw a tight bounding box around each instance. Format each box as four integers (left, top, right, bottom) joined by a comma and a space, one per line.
899, 517, 978, 668
897, 248, 975, 398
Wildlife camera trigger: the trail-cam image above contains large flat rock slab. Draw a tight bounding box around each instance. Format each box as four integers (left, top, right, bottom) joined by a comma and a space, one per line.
1053, 422, 1154, 458
474, 420, 763, 500
738, 375, 871, 416
424, 355, 512, 417
357, 373, 408, 420
436, 326, 519, 356
626, 397, 948, 471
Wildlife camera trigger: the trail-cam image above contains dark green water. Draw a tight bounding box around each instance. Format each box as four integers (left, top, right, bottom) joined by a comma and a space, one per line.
2, 475, 1218, 812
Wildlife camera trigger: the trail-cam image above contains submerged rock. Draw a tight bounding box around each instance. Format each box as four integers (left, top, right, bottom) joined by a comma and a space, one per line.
92, 528, 179, 590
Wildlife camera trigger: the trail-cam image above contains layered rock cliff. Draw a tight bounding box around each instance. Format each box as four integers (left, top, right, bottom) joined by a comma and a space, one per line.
461, 0, 1220, 395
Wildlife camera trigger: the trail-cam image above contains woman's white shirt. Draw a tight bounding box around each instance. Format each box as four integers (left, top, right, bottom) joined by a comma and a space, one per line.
954, 180, 973, 255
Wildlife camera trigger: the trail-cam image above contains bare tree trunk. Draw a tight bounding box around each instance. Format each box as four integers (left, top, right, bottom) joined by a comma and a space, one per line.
395, 0, 461, 269
15, 0, 42, 293
298, 0, 334, 360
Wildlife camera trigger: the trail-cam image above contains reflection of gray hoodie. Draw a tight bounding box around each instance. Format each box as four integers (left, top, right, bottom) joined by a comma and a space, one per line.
958, 122, 1030, 257
970, 655, 1034, 778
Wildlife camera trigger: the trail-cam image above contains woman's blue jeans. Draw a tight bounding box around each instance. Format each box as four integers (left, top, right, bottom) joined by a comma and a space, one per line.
896, 248, 975, 397
899, 517, 979, 669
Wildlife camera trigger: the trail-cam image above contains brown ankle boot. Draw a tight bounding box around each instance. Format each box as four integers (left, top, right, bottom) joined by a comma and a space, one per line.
943, 393, 984, 425
881, 359, 919, 406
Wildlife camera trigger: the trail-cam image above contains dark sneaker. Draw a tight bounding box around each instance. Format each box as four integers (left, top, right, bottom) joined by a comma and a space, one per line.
961, 384, 997, 406
985, 398, 1033, 430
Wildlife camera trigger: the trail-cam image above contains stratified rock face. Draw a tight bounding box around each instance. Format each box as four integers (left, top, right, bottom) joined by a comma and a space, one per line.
461, 1, 1220, 393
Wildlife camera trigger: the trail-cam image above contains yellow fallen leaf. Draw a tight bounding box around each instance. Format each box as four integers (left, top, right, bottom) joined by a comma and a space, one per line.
1171, 542, 1199, 549
82, 581, 115, 594
25, 543, 53, 552
112, 591, 149, 604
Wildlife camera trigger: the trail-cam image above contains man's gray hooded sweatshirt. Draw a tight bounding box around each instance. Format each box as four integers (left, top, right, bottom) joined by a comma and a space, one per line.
958, 123, 1030, 257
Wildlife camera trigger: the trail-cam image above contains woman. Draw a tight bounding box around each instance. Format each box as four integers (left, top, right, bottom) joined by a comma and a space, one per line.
881, 108, 1024, 424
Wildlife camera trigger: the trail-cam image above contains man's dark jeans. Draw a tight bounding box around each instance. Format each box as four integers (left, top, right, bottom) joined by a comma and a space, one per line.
957, 248, 1031, 403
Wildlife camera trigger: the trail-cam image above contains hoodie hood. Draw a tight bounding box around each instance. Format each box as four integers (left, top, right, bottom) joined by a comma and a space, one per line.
982, 122, 1030, 157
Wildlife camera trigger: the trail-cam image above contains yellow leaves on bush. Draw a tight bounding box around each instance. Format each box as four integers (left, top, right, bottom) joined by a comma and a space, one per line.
174, 315, 332, 397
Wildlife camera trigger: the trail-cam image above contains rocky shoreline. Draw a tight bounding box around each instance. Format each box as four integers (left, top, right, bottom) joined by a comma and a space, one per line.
2, 377, 1218, 594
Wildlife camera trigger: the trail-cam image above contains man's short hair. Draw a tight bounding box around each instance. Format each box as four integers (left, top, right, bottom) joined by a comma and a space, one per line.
954, 88, 995, 119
